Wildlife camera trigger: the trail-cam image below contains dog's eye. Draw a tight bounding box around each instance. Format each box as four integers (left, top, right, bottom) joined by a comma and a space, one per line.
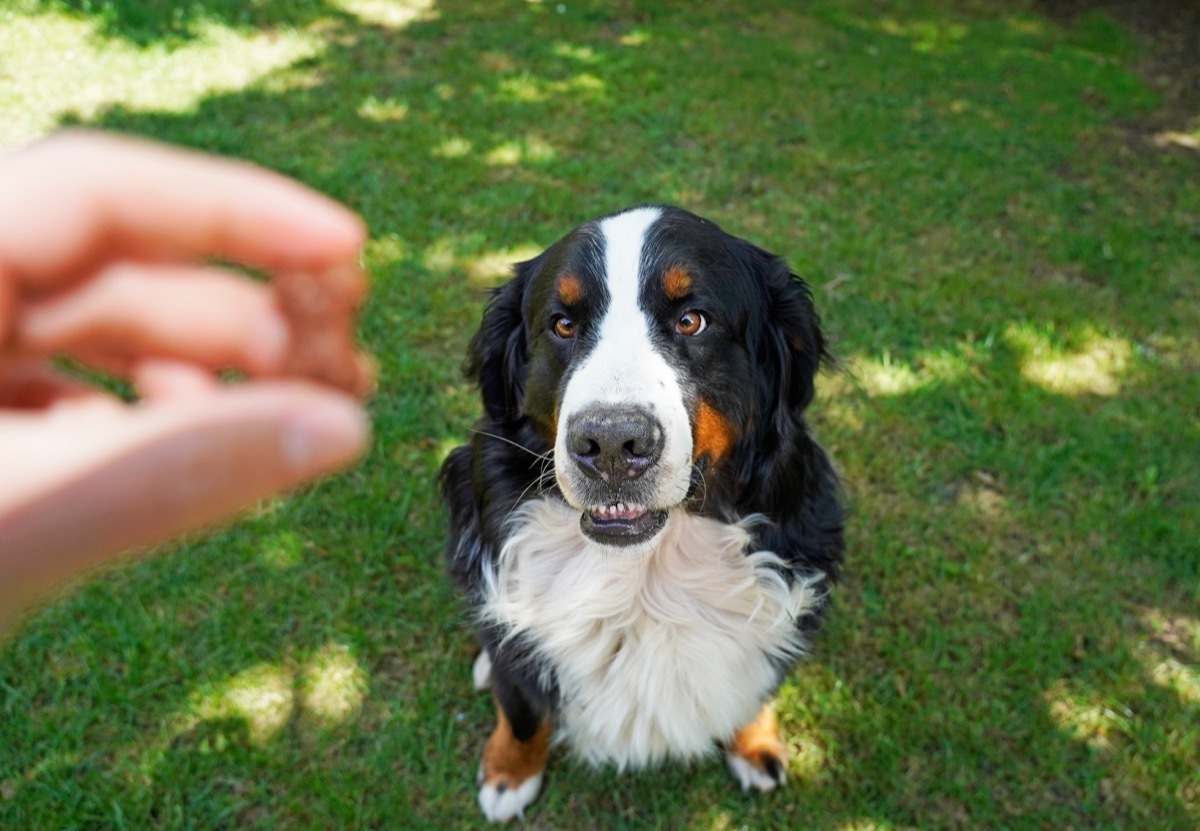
552, 315, 577, 339
676, 310, 707, 336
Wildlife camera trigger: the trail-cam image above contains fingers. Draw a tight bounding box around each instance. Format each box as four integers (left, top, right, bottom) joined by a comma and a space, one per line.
0, 383, 370, 612
0, 131, 365, 292
133, 360, 221, 401
15, 262, 291, 375
0, 276, 14, 346
0, 359, 112, 409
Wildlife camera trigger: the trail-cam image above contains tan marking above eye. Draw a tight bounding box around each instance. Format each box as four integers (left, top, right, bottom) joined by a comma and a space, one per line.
663, 267, 693, 300
557, 274, 584, 306
676, 310, 707, 336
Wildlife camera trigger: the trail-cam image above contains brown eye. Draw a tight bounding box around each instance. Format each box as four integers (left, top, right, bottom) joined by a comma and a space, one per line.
676, 310, 707, 336
553, 315, 577, 339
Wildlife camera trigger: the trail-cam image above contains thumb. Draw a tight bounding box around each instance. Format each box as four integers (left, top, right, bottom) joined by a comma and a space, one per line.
0, 383, 369, 614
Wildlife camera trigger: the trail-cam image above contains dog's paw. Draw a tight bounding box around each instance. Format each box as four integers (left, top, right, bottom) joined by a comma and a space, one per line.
477, 710, 552, 823
478, 769, 543, 823
725, 748, 786, 792
726, 705, 787, 792
472, 649, 493, 691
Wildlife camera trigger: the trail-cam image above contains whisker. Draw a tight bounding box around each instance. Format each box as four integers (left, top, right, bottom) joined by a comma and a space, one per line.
468, 427, 555, 462
501, 463, 561, 526
690, 463, 710, 512
502, 478, 557, 526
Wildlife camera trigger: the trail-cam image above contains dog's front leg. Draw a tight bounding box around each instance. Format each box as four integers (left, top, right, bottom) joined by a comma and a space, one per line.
725, 704, 788, 792
477, 673, 552, 823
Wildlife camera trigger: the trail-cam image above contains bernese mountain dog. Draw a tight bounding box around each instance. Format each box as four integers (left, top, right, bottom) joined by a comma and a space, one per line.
441, 205, 844, 822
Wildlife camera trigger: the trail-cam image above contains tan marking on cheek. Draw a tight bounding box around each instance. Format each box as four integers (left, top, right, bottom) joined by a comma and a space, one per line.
557, 274, 583, 306
728, 704, 787, 775
663, 267, 693, 300
480, 700, 553, 788
694, 399, 737, 463
541, 409, 558, 449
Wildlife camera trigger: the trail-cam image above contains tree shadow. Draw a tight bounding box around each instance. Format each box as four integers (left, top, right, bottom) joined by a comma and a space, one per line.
47, 0, 344, 46
2, 0, 1197, 828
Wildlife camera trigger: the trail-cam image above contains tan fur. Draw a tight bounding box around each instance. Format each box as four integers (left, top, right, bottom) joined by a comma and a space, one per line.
481, 701, 552, 789
729, 705, 786, 771
663, 266, 693, 299
556, 273, 584, 306
694, 399, 737, 463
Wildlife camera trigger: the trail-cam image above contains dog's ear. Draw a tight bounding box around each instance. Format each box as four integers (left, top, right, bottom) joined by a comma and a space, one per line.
752, 249, 829, 435
466, 258, 537, 424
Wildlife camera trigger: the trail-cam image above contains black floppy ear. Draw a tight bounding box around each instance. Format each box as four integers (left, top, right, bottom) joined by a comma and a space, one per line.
755, 251, 829, 428
466, 258, 536, 424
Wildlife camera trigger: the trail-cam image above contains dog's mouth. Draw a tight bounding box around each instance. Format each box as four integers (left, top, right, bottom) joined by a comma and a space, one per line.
580, 502, 668, 547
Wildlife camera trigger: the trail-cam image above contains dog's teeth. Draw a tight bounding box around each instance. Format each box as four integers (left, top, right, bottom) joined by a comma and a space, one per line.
590, 503, 650, 521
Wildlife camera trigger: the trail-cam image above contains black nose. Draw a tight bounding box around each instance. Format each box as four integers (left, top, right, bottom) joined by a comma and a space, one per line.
568, 407, 664, 491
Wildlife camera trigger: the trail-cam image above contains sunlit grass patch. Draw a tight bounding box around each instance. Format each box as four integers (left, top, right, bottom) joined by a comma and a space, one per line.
184, 644, 366, 745
1007, 322, 1133, 396
851, 354, 928, 397
328, 0, 436, 29
357, 95, 410, 122
190, 663, 295, 745
0, 10, 322, 150
299, 643, 367, 729
1044, 680, 1135, 752
848, 347, 972, 398
483, 134, 557, 167
464, 244, 544, 286
1148, 658, 1200, 705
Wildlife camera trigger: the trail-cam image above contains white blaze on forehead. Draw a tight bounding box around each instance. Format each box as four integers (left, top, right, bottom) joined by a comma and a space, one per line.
599, 206, 661, 311
554, 206, 694, 511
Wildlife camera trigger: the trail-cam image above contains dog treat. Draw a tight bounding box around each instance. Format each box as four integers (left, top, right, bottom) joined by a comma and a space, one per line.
272, 265, 376, 399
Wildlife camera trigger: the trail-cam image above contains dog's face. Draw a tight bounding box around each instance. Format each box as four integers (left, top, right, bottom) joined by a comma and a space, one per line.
470, 205, 824, 549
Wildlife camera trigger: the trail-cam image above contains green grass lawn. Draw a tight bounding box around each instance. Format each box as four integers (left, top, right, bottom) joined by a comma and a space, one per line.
2, 0, 1197, 828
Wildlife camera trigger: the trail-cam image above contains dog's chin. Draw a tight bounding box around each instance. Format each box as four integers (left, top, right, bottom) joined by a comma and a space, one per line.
579, 504, 669, 548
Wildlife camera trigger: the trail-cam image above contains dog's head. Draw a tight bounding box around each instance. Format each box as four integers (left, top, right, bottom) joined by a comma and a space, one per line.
468, 205, 827, 549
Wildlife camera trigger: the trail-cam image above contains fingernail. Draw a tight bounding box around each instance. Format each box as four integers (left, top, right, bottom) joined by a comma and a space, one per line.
283, 395, 370, 474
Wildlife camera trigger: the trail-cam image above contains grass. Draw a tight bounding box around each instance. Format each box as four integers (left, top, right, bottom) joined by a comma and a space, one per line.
1, 0, 1197, 828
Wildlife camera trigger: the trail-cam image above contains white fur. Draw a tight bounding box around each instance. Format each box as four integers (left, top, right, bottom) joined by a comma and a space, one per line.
473, 649, 493, 691
553, 206, 694, 514
478, 772, 542, 823
726, 752, 785, 792
481, 498, 821, 770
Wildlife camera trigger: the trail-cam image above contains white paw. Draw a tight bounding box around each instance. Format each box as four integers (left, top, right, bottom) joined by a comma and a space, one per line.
478, 772, 542, 823
472, 649, 493, 691
726, 751, 786, 792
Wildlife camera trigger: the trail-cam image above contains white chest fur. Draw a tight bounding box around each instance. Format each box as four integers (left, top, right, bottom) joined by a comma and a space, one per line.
481, 499, 821, 769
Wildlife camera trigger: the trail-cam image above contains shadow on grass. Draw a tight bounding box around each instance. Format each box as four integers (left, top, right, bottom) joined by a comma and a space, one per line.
2, 0, 1197, 828
46, 0, 344, 45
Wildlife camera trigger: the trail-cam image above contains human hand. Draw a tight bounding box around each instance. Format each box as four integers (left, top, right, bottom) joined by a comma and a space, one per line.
0, 131, 372, 621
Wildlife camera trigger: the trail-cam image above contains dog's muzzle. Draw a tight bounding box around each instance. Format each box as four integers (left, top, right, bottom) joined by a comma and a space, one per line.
566, 406, 669, 546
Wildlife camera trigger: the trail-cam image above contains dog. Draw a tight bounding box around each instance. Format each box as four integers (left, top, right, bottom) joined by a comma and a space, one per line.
441, 205, 844, 822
